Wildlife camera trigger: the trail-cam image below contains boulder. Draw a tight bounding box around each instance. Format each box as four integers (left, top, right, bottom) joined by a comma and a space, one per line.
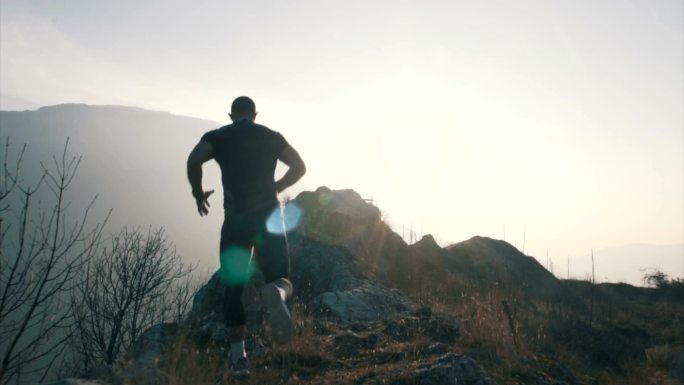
316, 281, 415, 324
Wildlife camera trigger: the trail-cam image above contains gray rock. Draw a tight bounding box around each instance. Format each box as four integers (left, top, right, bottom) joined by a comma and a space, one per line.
672, 347, 684, 382
120, 323, 179, 385
190, 269, 263, 325
333, 331, 383, 357
287, 221, 416, 324
316, 280, 415, 324
190, 272, 224, 321
40, 380, 110, 385
371, 350, 407, 364
414, 354, 498, 385
354, 368, 405, 384
355, 354, 498, 385
414, 306, 433, 318
417, 342, 450, 358
422, 313, 461, 343
383, 314, 460, 343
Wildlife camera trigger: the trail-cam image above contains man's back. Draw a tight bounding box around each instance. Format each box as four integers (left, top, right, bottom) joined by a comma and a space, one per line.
202, 120, 288, 212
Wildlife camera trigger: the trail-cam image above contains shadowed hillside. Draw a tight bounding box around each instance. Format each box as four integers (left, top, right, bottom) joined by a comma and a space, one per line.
2, 104, 232, 271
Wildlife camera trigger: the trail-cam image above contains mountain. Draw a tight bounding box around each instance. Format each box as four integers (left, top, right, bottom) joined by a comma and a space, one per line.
2, 104, 252, 270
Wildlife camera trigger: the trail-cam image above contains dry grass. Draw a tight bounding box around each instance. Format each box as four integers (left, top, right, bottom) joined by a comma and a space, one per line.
125, 277, 682, 385
597, 361, 678, 385
159, 300, 341, 385
164, 334, 225, 385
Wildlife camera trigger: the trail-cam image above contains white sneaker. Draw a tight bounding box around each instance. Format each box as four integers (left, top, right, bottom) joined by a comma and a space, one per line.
229, 354, 250, 377
261, 279, 294, 344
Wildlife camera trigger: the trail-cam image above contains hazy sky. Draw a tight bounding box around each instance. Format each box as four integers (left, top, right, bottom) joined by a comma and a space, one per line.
1, 0, 683, 278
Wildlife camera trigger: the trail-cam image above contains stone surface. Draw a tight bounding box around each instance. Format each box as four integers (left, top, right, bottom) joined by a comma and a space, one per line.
288, 231, 416, 324
417, 342, 450, 358
383, 314, 460, 343
414, 354, 498, 385
40, 380, 111, 385
191, 269, 264, 322
120, 323, 179, 385
333, 331, 383, 357
672, 347, 684, 382
355, 354, 498, 385
316, 281, 415, 324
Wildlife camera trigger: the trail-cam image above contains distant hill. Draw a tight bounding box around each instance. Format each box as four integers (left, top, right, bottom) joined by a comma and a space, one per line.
447, 236, 567, 297
1, 104, 224, 269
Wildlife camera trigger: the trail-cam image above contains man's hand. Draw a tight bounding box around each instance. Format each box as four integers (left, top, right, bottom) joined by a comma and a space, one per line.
187, 140, 214, 216
194, 190, 214, 216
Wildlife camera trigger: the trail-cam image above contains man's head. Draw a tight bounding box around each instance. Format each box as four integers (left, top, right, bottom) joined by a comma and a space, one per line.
230, 96, 257, 122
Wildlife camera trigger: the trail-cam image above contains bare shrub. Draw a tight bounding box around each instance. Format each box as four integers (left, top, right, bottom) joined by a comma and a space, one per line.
0, 138, 108, 384
68, 227, 195, 374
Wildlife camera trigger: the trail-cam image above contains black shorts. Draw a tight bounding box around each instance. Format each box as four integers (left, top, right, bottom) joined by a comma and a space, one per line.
219, 204, 289, 285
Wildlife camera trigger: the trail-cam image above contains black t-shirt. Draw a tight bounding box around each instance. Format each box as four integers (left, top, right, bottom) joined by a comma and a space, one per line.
201, 120, 288, 213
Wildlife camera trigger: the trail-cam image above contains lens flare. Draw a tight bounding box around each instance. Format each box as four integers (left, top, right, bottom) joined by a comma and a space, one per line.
266, 202, 303, 234
219, 246, 255, 285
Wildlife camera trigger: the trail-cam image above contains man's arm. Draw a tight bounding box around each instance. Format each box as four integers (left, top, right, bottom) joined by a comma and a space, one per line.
187, 140, 215, 216
275, 143, 306, 193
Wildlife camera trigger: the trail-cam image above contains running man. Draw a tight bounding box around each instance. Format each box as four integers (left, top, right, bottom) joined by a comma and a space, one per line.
186, 96, 306, 377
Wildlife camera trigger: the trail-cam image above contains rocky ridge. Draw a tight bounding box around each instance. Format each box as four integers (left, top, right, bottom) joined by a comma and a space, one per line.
42, 187, 682, 385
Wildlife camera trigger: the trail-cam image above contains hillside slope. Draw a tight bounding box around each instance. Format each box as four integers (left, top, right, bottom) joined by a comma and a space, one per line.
2, 104, 225, 269
41, 187, 684, 385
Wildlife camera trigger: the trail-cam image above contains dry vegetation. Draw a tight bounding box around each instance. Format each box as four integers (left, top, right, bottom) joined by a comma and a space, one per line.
132, 272, 684, 385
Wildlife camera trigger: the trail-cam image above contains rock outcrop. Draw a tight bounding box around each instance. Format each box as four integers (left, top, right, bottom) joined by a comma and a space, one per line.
108, 188, 497, 385
46, 187, 609, 385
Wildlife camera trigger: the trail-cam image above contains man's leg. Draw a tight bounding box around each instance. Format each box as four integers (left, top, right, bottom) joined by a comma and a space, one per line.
255, 228, 294, 344
219, 215, 253, 376
223, 284, 247, 339
223, 284, 249, 375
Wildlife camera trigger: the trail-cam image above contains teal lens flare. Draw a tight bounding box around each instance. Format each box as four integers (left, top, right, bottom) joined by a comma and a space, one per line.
219, 246, 255, 285
266, 202, 302, 235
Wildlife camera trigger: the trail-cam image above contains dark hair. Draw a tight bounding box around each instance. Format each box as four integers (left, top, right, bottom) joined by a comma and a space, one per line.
231, 96, 256, 117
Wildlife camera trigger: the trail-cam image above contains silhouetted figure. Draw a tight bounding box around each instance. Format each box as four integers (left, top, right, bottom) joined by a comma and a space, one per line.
187, 96, 306, 377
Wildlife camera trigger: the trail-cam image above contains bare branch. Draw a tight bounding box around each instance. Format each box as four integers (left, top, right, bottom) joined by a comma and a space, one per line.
1, 139, 106, 384
69, 226, 194, 369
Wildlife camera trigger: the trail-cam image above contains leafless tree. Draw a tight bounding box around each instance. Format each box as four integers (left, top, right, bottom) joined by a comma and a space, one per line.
642, 268, 668, 288
0, 138, 108, 384
68, 226, 194, 374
